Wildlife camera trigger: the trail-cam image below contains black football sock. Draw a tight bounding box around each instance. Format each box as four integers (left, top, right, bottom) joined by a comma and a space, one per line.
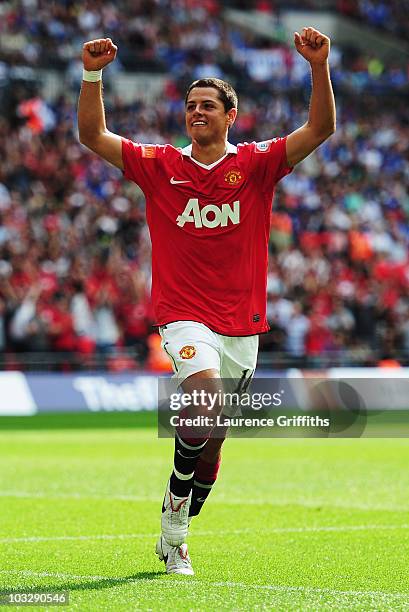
167, 432, 208, 500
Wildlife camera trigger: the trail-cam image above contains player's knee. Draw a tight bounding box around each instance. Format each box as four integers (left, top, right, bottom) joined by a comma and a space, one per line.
201, 436, 225, 462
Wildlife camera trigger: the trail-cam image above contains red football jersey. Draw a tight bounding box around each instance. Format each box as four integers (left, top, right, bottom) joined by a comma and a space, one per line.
122, 138, 292, 336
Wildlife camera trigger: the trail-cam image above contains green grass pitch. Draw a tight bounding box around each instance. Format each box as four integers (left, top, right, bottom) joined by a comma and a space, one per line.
1, 412, 409, 611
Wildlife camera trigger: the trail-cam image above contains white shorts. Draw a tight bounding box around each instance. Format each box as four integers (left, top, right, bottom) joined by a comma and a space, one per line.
158, 320, 258, 390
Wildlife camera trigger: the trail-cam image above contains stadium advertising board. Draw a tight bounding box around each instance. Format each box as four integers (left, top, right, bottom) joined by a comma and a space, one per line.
0, 370, 408, 421
0, 373, 158, 415
0, 372, 37, 416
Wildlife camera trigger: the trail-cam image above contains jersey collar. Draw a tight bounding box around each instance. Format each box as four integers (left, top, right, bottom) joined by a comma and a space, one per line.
181, 142, 237, 170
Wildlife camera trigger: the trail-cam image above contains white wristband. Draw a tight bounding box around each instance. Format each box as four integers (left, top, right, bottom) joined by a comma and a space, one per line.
82, 69, 102, 82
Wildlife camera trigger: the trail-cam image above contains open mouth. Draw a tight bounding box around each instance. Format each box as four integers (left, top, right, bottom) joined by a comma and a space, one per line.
191, 121, 207, 127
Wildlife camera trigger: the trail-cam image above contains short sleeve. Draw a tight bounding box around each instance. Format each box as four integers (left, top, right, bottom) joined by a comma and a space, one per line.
250, 137, 293, 193
121, 138, 160, 195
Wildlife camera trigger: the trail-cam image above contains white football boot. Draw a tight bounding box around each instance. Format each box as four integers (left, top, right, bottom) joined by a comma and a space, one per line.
156, 535, 194, 575
161, 479, 191, 546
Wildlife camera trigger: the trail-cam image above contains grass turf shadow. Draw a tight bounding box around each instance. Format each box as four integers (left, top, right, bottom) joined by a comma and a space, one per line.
0, 571, 176, 596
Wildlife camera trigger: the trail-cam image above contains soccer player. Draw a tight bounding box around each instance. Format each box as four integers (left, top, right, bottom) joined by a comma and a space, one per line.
78, 27, 335, 575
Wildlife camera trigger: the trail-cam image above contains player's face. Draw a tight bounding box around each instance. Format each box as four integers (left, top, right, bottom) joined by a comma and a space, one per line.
185, 87, 235, 145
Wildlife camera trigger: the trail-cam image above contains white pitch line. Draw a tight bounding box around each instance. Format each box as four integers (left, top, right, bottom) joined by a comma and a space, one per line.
0, 490, 408, 512
1, 524, 409, 544
0, 570, 110, 581
204, 523, 409, 535
0, 570, 408, 601
0, 534, 157, 544
0, 491, 158, 502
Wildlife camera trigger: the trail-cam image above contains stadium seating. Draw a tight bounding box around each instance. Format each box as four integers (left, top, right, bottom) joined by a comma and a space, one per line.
0, 1, 408, 369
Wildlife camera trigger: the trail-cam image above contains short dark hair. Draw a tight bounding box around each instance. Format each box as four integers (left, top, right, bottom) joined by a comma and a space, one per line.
185, 78, 238, 112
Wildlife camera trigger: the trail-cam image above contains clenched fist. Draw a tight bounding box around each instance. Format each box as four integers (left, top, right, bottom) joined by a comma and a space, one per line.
82, 38, 118, 71
294, 27, 330, 65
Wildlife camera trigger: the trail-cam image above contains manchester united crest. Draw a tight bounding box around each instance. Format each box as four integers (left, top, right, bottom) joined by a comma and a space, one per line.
179, 345, 196, 359
224, 168, 243, 186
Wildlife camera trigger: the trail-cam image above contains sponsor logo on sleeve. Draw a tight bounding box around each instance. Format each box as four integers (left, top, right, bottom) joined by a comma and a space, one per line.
142, 145, 156, 158
255, 139, 277, 153
179, 345, 196, 359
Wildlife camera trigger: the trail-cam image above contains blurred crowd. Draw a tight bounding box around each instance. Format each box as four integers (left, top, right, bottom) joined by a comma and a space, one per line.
337, 0, 409, 38
224, 0, 409, 40
1, 0, 408, 92
0, 1, 408, 370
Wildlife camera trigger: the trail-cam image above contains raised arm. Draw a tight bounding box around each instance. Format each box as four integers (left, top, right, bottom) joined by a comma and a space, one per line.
286, 27, 336, 167
77, 38, 124, 170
